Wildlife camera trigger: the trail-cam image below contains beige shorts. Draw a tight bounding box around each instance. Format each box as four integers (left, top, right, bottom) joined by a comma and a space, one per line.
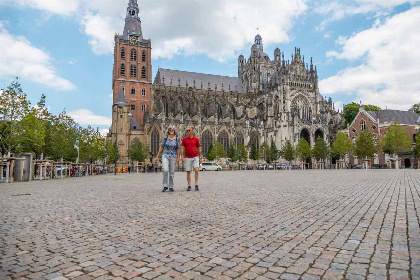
184, 157, 199, 171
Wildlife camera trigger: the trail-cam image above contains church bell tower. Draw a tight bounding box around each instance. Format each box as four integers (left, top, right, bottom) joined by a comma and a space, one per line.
112, 0, 152, 128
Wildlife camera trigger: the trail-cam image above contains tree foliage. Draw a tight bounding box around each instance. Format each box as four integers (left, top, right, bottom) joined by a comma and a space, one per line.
15, 109, 46, 158
129, 141, 148, 163
249, 142, 259, 160
106, 141, 120, 164
209, 142, 226, 161
332, 132, 353, 159
380, 122, 412, 155
296, 138, 312, 162
411, 103, 420, 114
312, 136, 329, 161
364, 105, 381, 112
259, 142, 270, 162
269, 140, 279, 162
415, 133, 420, 157
354, 131, 377, 159
206, 144, 215, 161
236, 144, 248, 162
281, 140, 295, 163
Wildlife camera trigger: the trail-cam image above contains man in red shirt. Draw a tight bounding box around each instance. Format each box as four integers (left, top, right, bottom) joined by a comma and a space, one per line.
181, 126, 202, 191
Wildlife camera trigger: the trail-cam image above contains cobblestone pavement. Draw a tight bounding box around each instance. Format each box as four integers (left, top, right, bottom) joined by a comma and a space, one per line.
1, 170, 420, 280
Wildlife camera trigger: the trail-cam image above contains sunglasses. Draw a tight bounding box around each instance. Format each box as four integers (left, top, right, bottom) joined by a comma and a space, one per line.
186, 129, 192, 132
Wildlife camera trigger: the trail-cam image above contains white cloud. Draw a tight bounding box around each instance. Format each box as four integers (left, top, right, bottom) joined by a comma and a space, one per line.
68, 109, 112, 126
100, 128, 110, 136
0, 23, 76, 91
108, 93, 113, 99
314, 0, 419, 30
319, 7, 420, 110
1, 0, 78, 16
2, 0, 308, 61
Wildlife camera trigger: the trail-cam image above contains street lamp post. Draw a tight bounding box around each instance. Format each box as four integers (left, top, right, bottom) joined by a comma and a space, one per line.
114, 106, 120, 175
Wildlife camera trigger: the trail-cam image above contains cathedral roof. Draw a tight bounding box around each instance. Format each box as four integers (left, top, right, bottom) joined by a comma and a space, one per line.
130, 116, 140, 130
365, 110, 419, 125
154, 68, 244, 93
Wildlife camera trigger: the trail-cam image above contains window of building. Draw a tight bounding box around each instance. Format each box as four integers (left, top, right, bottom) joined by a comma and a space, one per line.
131, 49, 137, 61
131, 104, 135, 110
131, 65, 137, 77
151, 130, 160, 156
131, 88, 135, 95
361, 120, 366, 131
141, 66, 146, 78
142, 51, 146, 62
121, 48, 125, 59
235, 134, 244, 149
372, 125, 377, 130
202, 130, 213, 157
141, 104, 146, 111
120, 64, 125, 76
142, 89, 146, 96
218, 131, 229, 153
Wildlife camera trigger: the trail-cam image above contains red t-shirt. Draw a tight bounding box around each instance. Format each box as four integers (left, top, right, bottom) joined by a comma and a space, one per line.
182, 136, 200, 158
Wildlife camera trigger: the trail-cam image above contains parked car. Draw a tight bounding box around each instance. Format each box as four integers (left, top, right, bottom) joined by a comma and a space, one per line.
276, 163, 287, 170
200, 162, 222, 171
256, 164, 266, 170
267, 164, 274, 170
241, 164, 253, 170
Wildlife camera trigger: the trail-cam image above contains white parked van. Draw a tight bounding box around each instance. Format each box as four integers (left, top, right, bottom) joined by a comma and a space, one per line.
200, 162, 222, 171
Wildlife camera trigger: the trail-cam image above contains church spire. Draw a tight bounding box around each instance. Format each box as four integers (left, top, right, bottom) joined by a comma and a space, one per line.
123, 0, 143, 39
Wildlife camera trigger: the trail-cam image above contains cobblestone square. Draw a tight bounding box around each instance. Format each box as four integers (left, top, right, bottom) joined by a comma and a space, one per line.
1, 170, 419, 280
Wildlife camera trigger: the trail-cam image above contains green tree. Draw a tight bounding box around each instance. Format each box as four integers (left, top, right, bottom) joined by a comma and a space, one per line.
228, 145, 237, 161
129, 141, 148, 163
411, 103, 420, 114
312, 136, 328, 161
236, 144, 248, 162
364, 105, 381, 112
106, 141, 120, 164
44, 112, 77, 161
380, 122, 412, 169
249, 142, 259, 160
343, 102, 360, 127
0, 79, 31, 154
259, 142, 270, 162
206, 144, 215, 161
296, 138, 312, 168
415, 133, 420, 158
15, 109, 46, 158
212, 142, 226, 162
354, 131, 377, 168
79, 126, 107, 163
269, 140, 279, 162
281, 140, 295, 167
332, 132, 353, 164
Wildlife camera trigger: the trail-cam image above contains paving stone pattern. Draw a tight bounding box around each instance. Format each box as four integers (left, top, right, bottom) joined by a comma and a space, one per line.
1, 170, 420, 280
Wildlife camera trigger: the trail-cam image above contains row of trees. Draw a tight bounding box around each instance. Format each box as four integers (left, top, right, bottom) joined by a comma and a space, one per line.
281, 122, 419, 169
0, 79, 148, 163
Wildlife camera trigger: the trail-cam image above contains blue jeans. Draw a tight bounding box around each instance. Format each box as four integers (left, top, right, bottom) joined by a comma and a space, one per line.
162, 155, 176, 188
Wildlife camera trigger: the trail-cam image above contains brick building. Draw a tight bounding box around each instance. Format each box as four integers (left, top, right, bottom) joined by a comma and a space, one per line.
348, 107, 419, 168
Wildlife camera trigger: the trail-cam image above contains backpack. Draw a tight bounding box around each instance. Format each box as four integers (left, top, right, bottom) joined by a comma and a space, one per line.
163, 135, 179, 148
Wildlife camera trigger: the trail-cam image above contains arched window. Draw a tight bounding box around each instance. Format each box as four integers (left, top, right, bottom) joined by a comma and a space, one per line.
361, 120, 366, 131
131, 88, 135, 96
131, 49, 137, 61
142, 89, 146, 96
218, 131, 229, 153
130, 104, 135, 110
202, 130, 213, 157
235, 134, 244, 148
141, 104, 146, 111
121, 48, 126, 59
151, 130, 160, 156
141, 66, 146, 78
120, 64, 125, 76
131, 65, 137, 77
142, 51, 146, 62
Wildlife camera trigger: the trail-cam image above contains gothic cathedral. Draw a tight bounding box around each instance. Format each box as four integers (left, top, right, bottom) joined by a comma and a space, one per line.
109, 0, 344, 165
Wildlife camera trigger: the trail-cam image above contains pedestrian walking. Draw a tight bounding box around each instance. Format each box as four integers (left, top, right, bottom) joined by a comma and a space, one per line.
154, 125, 180, 192
181, 126, 202, 191
128, 162, 132, 173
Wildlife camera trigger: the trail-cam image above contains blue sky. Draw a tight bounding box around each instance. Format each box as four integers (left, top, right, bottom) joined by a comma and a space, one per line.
0, 0, 419, 134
